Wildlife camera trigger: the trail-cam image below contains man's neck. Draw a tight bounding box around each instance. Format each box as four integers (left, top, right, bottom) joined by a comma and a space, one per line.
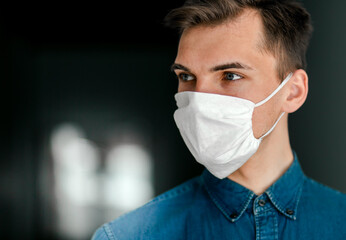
227, 117, 294, 195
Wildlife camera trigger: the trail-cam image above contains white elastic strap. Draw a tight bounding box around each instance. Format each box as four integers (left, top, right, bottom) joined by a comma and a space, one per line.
255, 73, 293, 107
259, 112, 286, 140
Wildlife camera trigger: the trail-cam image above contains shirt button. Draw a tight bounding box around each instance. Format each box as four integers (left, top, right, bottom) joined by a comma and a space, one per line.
286, 209, 294, 215
258, 200, 266, 207
230, 213, 238, 219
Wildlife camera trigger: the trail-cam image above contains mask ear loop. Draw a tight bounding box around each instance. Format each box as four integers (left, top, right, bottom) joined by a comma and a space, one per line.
254, 72, 293, 108
259, 112, 286, 140
254, 72, 293, 140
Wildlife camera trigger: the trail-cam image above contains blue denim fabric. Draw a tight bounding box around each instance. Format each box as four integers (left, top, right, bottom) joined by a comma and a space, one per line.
92, 152, 346, 239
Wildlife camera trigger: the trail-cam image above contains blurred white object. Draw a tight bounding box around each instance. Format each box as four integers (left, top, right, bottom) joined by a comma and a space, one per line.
50, 123, 154, 240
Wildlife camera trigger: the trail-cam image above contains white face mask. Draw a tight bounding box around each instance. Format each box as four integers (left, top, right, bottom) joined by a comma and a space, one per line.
173, 73, 293, 179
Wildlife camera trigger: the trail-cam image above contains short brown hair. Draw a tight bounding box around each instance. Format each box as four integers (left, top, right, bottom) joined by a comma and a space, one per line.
164, 0, 313, 80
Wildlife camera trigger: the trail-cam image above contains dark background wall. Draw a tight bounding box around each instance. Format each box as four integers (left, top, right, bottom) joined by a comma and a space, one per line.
1, 1, 345, 239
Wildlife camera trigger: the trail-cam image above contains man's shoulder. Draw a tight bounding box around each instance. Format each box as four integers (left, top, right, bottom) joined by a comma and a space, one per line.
92, 176, 204, 240
304, 176, 346, 200
301, 176, 346, 215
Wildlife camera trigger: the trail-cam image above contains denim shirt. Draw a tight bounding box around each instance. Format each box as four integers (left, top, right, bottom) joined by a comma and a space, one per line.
92, 153, 346, 239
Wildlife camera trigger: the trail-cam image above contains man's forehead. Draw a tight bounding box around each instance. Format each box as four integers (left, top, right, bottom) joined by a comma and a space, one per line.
179, 8, 263, 41
174, 9, 273, 73
175, 15, 263, 68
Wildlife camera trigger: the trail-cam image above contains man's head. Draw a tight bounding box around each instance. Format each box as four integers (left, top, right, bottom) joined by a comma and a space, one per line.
165, 0, 313, 80
165, 0, 312, 139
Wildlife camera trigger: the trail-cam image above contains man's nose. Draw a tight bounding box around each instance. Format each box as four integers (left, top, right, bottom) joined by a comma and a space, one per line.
194, 79, 217, 94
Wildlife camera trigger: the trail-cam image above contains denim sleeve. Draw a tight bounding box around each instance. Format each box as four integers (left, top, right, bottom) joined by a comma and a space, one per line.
91, 224, 117, 240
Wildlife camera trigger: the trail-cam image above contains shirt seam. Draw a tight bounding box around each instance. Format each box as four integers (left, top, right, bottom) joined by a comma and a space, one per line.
236, 191, 255, 221
145, 177, 198, 207
203, 180, 233, 221
112, 178, 198, 225
292, 177, 305, 220
306, 176, 346, 196
103, 223, 118, 240
266, 181, 302, 221
202, 175, 254, 222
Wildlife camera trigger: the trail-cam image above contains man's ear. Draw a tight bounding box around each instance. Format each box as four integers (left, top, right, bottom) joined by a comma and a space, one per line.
282, 69, 309, 113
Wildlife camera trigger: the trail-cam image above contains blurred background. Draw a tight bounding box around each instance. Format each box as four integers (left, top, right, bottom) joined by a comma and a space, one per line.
1, 1, 345, 239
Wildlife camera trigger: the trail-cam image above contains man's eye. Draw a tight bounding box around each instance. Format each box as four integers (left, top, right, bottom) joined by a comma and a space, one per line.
178, 73, 195, 81
224, 72, 242, 81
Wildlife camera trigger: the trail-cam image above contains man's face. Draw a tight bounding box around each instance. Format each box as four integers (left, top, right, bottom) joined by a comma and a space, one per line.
173, 10, 286, 139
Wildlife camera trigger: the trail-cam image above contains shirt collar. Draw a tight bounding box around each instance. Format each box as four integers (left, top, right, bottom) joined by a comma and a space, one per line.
201, 151, 305, 222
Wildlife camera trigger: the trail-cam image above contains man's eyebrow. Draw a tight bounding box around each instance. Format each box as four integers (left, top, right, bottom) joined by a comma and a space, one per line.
170, 62, 253, 72
170, 63, 191, 72
211, 62, 253, 72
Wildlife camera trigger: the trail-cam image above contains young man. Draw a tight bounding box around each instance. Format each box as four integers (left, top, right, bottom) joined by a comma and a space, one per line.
92, 0, 346, 239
